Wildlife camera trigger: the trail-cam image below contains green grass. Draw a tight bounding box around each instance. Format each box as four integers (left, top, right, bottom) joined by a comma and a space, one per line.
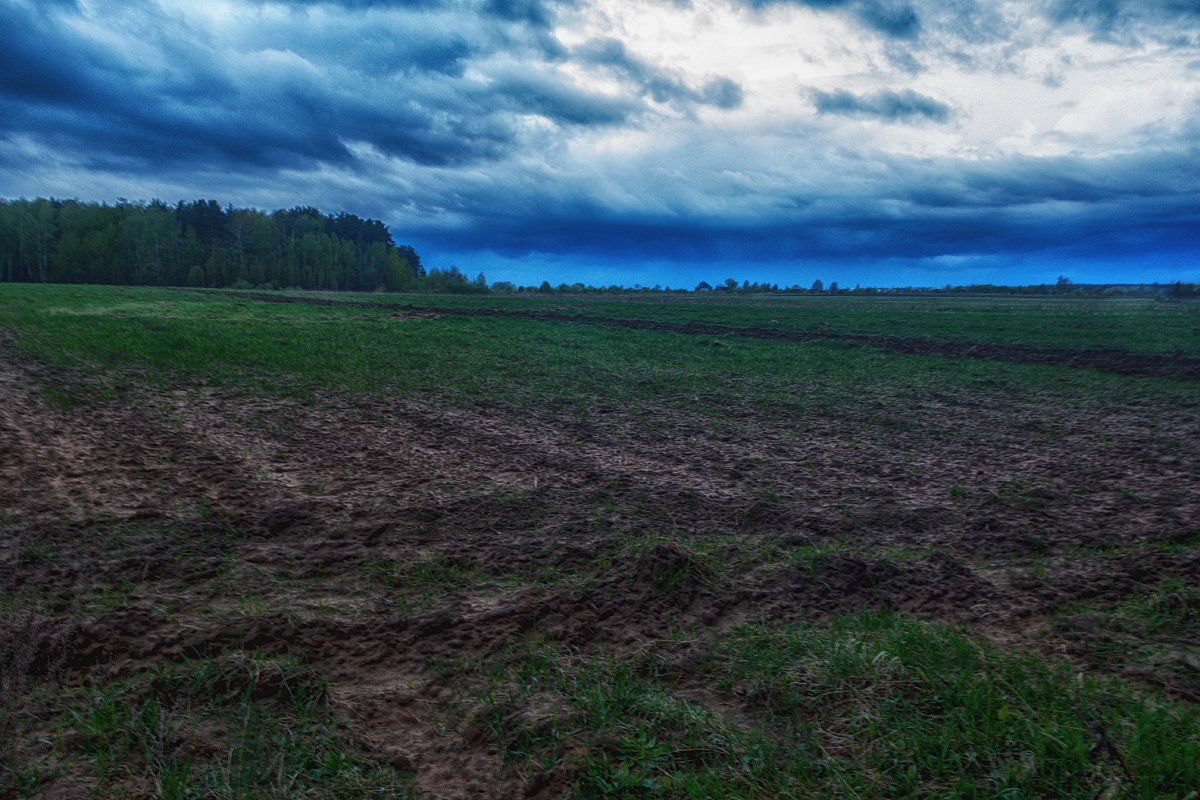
1055, 578, 1200, 698
0, 286, 1193, 427
57, 653, 414, 799
366, 554, 489, 612
230, 286, 1200, 357
2, 283, 1198, 799
1125, 581, 1200, 634
455, 612, 1200, 799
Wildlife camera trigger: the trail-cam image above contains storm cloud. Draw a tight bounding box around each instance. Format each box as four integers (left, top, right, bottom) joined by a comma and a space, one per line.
745, 0, 922, 39
575, 37, 744, 109
1, 0, 1198, 286
810, 88, 952, 122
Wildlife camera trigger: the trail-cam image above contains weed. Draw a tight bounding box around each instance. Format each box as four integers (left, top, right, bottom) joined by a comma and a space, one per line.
0, 610, 73, 794
366, 554, 482, 612
65, 653, 414, 799
17, 544, 57, 563
448, 614, 1200, 797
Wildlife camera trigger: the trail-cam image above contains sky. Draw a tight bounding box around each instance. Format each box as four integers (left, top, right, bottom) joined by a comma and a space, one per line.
1, 0, 1198, 289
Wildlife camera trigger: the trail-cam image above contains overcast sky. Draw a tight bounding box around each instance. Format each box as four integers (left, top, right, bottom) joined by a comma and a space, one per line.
2, 0, 1198, 288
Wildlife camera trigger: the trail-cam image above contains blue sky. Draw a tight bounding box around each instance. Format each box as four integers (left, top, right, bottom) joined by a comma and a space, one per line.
1, 0, 1198, 288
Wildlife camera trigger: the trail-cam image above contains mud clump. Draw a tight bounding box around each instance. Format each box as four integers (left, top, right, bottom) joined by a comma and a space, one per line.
259, 502, 318, 535
749, 553, 995, 622
518, 543, 730, 646
1004, 549, 1200, 617
0, 612, 78, 683
629, 542, 714, 596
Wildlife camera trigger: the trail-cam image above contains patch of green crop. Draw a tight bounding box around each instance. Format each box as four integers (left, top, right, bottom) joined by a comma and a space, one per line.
56, 652, 413, 800
1055, 579, 1200, 699
222, 286, 1200, 358
458, 613, 1200, 799
366, 553, 486, 613
712, 612, 1200, 797
578, 294, 1200, 358
1, 285, 1193, 435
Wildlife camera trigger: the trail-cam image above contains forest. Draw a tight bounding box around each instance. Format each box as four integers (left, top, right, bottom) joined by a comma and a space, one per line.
0, 198, 451, 293
6, 198, 1195, 300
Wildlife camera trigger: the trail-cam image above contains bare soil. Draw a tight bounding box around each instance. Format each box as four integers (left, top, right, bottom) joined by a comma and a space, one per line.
2, 338, 1199, 797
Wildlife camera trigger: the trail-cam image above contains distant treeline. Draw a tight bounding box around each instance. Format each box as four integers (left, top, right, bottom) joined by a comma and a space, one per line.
496, 277, 1200, 297
683, 276, 1198, 297
3, 198, 1195, 298
0, 198, 490, 293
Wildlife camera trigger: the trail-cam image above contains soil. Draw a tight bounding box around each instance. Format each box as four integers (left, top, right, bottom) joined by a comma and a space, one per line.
2, 330, 1198, 798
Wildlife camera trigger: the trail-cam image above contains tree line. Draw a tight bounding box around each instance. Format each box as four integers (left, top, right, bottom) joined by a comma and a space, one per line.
0, 198, 452, 292
3, 198, 1193, 299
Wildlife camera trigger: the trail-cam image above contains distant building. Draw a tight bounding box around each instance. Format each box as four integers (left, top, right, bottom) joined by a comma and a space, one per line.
695, 281, 713, 292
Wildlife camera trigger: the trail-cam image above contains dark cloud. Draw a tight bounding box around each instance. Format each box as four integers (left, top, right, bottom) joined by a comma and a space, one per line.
246, 22, 475, 78
1048, 0, 1200, 26
575, 38, 743, 109
239, 0, 563, 70
854, 0, 920, 38
810, 88, 951, 122
385, 36, 473, 76
0, 4, 127, 107
746, 0, 921, 39
483, 67, 636, 125
1045, 0, 1200, 40
484, 0, 557, 26
0, 0, 638, 174
745, 0, 1199, 50
700, 78, 744, 110
258, 0, 573, 15
261, 0, 448, 8
0, 86, 358, 172
393, 146, 1200, 269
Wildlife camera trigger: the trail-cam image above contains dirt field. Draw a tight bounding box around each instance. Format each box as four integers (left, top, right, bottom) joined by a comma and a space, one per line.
2, 290, 1199, 798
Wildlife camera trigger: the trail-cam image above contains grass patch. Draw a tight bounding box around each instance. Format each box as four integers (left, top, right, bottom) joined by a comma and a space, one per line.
366, 554, 485, 613
459, 613, 1200, 799
1, 286, 1194, 426
229, 288, 1200, 358
1056, 579, 1200, 699
59, 653, 413, 799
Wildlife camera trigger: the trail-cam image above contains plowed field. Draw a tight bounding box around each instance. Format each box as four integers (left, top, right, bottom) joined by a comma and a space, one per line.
3, 285, 1198, 798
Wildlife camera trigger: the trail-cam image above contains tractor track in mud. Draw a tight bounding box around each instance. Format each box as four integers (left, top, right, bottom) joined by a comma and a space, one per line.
204, 289, 1200, 381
